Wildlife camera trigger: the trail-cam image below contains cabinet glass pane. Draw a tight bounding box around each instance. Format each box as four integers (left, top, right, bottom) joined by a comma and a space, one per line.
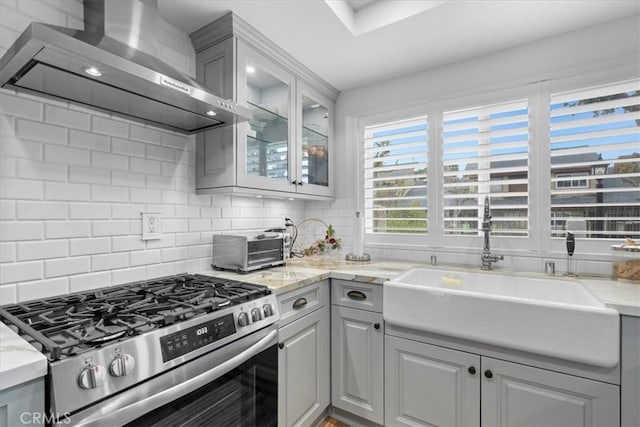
246, 66, 289, 180
301, 95, 329, 187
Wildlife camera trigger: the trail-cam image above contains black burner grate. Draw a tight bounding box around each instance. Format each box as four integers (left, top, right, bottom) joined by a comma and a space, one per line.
0, 274, 269, 360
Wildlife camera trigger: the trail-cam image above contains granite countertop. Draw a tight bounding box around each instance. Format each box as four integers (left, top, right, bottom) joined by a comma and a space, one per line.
199, 256, 640, 317
0, 322, 47, 391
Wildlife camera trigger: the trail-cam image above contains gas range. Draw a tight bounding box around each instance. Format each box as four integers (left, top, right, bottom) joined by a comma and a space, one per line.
0, 274, 280, 424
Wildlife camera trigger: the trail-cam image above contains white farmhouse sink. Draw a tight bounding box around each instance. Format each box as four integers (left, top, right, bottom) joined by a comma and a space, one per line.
384, 268, 619, 367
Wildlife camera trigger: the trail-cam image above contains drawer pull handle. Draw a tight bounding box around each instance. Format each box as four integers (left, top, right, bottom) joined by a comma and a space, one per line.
292, 297, 307, 309
278, 342, 285, 350
484, 369, 493, 379
373, 323, 380, 330
347, 290, 366, 301
468, 366, 476, 375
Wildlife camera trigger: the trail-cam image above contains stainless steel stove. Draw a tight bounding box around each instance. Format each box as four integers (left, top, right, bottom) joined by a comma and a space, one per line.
0, 274, 280, 426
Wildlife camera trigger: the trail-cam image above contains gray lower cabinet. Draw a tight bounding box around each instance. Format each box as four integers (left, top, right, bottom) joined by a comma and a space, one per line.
620, 315, 640, 427
385, 335, 480, 427
277, 286, 330, 427
0, 378, 45, 427
331, 304, 384, 424
385, 335, 620, 427
482, 356, 620, 427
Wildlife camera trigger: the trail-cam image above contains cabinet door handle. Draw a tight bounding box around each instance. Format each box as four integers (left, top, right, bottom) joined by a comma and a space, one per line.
292, 297, 307, 309
373, 323, 380, 330
278, 342, 285, 350
468, 366, 476, 375
292, 180, 298, 185
484, 369, 493, 379
298, 181, 304, 186
347, 290, 366, 301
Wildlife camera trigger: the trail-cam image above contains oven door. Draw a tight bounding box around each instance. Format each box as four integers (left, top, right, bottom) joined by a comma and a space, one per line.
63, 325, 278, 427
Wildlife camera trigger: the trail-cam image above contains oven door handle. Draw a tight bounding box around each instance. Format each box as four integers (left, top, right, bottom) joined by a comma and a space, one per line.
71, 327, 278, 427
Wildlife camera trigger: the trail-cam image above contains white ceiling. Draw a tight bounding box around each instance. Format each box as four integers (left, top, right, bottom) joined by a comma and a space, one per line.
158, 0, 640, 92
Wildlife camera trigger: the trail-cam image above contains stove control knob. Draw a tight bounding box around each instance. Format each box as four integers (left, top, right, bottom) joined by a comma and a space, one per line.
110, 354, 136, 377
251, 307, 263, 322
78, 365, 106, 389
263, 304, 274, 317
238, 311, 250, 327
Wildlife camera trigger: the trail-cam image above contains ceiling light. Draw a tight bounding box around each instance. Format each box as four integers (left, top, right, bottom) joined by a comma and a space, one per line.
310, 103, 320, 108
206, 110, 217, 116
246, 65, 256, 74
288, 197, 294, 201
83, 66, 102, 77
255, 195, 263, 198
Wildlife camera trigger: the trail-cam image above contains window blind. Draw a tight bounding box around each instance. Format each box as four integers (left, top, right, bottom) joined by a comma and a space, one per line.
550, 80, 640, 239
442, 100, 529, 237
363, 117, 428, 234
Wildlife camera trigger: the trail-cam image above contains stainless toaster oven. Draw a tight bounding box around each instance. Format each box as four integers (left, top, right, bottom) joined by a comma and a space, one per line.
212, 232, 291, 272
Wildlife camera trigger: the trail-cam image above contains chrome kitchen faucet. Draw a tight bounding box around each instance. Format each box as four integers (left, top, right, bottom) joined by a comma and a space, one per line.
480, 196, 503, 270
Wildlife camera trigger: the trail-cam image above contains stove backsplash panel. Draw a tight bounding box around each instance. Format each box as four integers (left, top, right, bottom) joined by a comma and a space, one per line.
0, 1, 305, 304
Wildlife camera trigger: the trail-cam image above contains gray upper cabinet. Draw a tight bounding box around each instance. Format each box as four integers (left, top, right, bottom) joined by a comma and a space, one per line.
191, 13, 337, 200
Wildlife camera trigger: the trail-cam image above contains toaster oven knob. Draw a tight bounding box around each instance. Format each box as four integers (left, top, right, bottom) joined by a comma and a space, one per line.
251, 307, 263, 322
110, 353, 136, 377
263, 304, 274, 317
237, 311, 250, 327
78, 365, 106, 389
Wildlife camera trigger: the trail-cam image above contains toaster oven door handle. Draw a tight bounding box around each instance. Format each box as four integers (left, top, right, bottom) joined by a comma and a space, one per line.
68, 326, 278, 427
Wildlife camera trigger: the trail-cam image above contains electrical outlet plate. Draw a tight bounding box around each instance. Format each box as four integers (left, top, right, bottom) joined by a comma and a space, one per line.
141, 212, 162, 240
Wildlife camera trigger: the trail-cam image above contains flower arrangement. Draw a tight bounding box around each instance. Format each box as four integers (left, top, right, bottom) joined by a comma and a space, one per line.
303, 223, 341, 257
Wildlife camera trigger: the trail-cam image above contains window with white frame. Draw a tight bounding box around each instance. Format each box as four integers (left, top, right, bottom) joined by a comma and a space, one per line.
442, 100, 530, 237
550, 81, 640, 239
363, 117, 428, 235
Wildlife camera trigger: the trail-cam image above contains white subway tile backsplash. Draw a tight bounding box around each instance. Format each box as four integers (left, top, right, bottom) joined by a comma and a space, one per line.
92, 252, 129, 271
147, 144, 175, 162
0, 243, 15, 263
130, 249, 161, 266
130, 157, 162, 175
69, 166, 110, 185
146, 233, 176, 249
91, 185, 129, 202
162, 190, 188, 205
44, 104, 90, 129
112, 171, 145, 188
0, 200, 15, 220
91, 116, 129, 138
189, 218, 211, 232
0, 93, 42, 120
188, 244, 210, 259
17, 240, 67, 261
161, 133, 189, 149
130, 188, 162, 204
112, 266, 146, 285
176, 206, 200, 218
16, 159, 67, 181
69, 271, 111, 293
69, 129, 109, 151
0, 4, 35, 33
44, 144, 89, 165
112, 235, 145, 252
46, 221, 91, 239
163, 219, 188, 233
45, 256, 90, 278
146, 262, 175, 278
146, 175, 173, 190
0, 284, 17, 305
17, 0, 66, 26
17, 201, 67, 219
16, 119, 67, 145
111, 137, 146, 158
0, 260, 43, 284
70, 237, 110, 256
161, 247, 188, 262
0, 222, 43, 241
1, 178, 43, 200
175, 232, 200, 246
69, 203, 110, 219
45, 182, 90, 201
91, 151, 129, 171
131, 125, 161, 144
0, 137, 42, 160
111, 204, 145, 219
18, 277, 68, 302
92, 220, 129, 237
0, 157, 16, 178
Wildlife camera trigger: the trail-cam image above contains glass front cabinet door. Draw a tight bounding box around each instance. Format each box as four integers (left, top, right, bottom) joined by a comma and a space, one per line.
296, 82, 333, 197
237, 41, 295, 193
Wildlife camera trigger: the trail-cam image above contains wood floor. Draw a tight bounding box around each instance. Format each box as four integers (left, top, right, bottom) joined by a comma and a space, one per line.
319, 416, 349, 427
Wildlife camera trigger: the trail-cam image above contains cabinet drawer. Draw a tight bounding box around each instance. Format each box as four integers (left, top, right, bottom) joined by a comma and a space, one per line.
331, 279, 382, 312
277, 280, 328, 327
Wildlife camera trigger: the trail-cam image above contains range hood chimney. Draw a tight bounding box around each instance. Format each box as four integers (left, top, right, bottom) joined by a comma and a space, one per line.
0, 0, 249, 134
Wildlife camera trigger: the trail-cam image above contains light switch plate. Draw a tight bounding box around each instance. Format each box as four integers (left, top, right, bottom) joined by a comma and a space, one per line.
141, 212, 161, 240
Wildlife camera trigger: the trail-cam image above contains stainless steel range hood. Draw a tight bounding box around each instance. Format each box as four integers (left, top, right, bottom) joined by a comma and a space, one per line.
0, 0, 249, 134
